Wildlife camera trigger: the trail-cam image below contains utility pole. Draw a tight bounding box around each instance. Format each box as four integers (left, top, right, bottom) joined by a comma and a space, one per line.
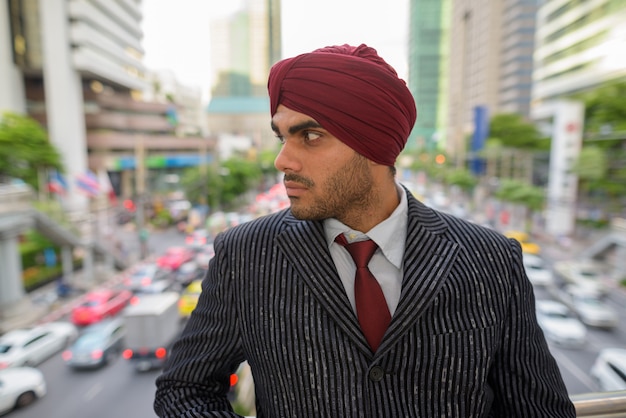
135, 135, 148, 259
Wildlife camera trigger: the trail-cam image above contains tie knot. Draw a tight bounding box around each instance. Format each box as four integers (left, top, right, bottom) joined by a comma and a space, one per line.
335, 235, 378, 268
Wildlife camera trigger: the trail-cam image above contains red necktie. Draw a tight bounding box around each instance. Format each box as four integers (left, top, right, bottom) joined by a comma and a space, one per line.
336, 234, 391, 352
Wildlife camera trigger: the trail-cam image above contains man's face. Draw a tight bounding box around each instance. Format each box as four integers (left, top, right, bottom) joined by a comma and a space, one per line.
271, 105, 374, 222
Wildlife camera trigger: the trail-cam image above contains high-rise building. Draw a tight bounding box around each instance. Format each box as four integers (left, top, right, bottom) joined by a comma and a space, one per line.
209, 0, 281, 98
407, 0, 539, 162
1, 0, 212, 212
407, 0, 452, 153
499, 0, 539, 118
2, 0, 148, 211
446, 0, 503, 165
532, 0, 626, 104
532, 0, 626, 237
207, 0, 282, 154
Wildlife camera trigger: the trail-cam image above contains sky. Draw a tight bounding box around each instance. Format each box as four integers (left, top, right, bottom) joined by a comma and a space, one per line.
141, 0, 409, 103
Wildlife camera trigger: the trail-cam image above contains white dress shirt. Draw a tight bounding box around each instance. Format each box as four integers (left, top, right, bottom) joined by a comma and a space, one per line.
324, 183, 407, 316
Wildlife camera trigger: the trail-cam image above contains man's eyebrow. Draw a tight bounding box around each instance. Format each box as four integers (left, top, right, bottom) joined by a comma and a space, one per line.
270, 120, 324, 135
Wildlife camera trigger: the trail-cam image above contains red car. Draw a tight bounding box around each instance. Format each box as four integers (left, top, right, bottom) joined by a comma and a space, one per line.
156, 247, 195, 270
71, 289, 133, 326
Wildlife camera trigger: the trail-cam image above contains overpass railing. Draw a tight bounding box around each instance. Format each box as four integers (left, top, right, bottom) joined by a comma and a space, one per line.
572, 390, 626, 417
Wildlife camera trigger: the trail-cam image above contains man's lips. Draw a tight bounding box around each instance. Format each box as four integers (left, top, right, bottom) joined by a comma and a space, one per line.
283, 181, 307, 197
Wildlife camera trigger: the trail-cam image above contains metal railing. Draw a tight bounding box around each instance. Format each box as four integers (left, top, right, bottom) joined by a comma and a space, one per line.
238, 391, 626, 418
572, 390, 626, 417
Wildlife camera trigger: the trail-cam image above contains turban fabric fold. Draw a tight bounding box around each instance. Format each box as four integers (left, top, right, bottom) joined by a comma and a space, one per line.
268, 44, 417, 166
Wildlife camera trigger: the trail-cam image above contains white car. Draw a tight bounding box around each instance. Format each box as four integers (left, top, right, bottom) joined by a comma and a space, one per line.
552, 260, 609, 296
0, 322, 78, 369
590, 348, 626, 391
535, 299, 587, 348
522, 253, 554, 287
0, 367, 47, 414
557, 285, 618, 329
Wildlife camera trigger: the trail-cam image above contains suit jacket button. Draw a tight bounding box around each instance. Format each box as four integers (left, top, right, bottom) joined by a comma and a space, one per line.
369, 366, 384, 382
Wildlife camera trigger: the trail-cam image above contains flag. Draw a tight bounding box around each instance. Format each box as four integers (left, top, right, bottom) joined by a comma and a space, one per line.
75, 170, 100, 198
165, 105, 178, 126
97, 169, 118, 206
48, 170, 68, 195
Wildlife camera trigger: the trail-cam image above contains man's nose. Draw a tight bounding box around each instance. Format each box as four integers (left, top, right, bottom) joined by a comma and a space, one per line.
274, 141, 300, 173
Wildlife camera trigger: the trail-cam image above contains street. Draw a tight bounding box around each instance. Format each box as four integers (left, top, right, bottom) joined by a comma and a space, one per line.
9, 351, 161, 418
533, 283, 626, 395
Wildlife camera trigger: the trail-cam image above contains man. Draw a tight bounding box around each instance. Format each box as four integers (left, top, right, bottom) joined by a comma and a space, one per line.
154, 44, 575, 417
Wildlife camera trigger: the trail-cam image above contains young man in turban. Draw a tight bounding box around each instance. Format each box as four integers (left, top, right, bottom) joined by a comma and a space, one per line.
154, 44, 575, 417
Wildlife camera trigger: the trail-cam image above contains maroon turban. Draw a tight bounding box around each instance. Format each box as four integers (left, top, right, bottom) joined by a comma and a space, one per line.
268, 44, 417, 166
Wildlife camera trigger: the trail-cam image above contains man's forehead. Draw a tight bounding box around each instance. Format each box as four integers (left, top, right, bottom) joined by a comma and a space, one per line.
271, 107, 323, 133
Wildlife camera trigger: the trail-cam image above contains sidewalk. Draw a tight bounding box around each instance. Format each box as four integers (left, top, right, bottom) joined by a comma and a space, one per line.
0, 263, 126, 334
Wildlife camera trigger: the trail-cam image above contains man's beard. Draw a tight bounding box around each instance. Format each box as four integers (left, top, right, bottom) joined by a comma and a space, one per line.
288, 153, 373, 222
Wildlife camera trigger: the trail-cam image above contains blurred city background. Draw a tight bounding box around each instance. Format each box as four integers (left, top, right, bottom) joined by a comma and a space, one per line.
0, 0, 626, 417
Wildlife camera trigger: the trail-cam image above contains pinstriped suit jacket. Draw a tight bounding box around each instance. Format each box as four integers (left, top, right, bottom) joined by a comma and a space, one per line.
154, 190, 575, 418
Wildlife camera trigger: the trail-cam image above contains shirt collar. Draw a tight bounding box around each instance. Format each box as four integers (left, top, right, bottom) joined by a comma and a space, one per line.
324, 183, 407, 268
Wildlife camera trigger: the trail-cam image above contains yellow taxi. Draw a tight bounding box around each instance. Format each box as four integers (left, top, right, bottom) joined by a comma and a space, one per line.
504, 230, 541, 255
178, 280, 203, 318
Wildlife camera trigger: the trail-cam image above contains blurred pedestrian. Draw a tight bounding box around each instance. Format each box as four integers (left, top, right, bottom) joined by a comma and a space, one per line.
154, 44, 575, 417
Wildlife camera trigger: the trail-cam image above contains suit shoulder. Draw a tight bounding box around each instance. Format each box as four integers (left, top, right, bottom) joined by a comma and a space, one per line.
437, 210, 518, 252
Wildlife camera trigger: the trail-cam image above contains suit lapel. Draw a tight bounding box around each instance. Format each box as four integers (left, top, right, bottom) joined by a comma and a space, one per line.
378, 193, 460, 353
275, 215, 369, 351
274, 193, 460, 356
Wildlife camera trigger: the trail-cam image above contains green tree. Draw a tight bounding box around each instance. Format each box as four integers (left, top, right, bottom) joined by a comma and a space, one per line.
572, 146, 607, 182
488, 113, 548, 150
221, 158, 263, 207
445, 168, 478, 192
181, 157, 263, 211
576, 80, 626, 134
571, 79, 626, 217
0, 111, 63, 188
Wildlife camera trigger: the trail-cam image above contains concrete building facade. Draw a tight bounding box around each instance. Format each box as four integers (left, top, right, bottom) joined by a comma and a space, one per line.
533, 0, 626, 104
207, 0, 281, 154
3, 0, 149, 212
446, 0, 503, 165
407, 0, 539, 162
407, 0, 451, 153
499, 0, 540, 118
1, 0, 214, 209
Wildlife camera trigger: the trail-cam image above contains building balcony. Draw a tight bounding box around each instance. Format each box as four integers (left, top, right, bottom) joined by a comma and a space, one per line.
85, 91, 171, 113
85, 113, 174, 132
87, 131, 214, 151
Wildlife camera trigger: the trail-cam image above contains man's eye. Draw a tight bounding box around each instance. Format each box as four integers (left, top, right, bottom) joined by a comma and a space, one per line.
275, 135, 285, 144
304, 131, 321, 142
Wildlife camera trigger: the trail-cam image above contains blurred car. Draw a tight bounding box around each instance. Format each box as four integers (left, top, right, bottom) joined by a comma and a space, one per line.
557, 284, 618, 329
535, 299, 587, 348
174, 261, 205, 288
0, 367, 46, 414
195, 244, 215, 269
522, 253, 554, 287
590, 348, 626, 391
0, 322, 78, 369
553, 259, 609, 296
156, 246, 195, 270
62, 317, 126, 369
123, 263, 173, 294
70, 289, 133, 326
185, 229, 210, 251
178, 279, 203, 318
504, 230, 541, 255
